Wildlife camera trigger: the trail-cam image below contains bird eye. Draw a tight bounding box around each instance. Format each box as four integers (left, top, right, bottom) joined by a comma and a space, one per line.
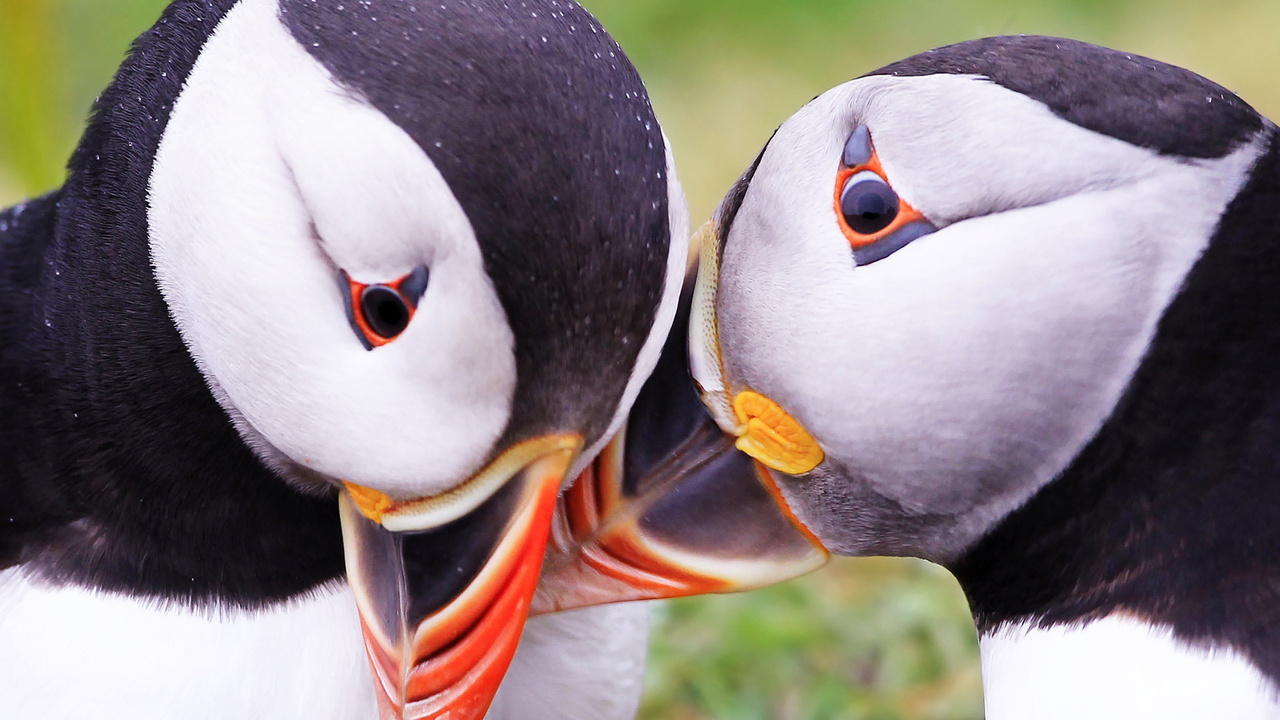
361, 286, 411, 339
840, 171, 900, 236
340, 267, 429, 349
833, 126, 936, 266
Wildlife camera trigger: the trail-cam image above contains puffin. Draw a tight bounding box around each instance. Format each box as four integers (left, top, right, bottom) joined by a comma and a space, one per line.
0, 0, 702, 718
678, 36, 1280, 719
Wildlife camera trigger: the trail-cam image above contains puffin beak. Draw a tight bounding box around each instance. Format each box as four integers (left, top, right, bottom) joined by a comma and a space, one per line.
338, 435, 582, 720
534, 417, 828, 614
533, 243, 829, 615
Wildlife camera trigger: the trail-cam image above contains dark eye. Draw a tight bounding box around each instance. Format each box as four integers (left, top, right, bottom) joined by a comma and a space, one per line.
840, 171, 900, 235
361, 285, 411, 339
340, 267, 428, 349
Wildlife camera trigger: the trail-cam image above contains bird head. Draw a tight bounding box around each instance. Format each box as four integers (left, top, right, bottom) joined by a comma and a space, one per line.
146, 0, 687, 716
684, 36, 1271, 563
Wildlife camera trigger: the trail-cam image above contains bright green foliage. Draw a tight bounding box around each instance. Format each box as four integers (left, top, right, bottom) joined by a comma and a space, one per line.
1, 1, 1277, 718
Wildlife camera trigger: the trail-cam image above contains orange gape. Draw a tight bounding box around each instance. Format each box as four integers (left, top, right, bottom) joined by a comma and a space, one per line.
731, 390, 825, 476
345, 482, 396, 524
833, 151, 928, 249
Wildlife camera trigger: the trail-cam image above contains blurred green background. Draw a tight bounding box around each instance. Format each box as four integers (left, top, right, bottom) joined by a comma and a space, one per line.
2, 1, 1277, 718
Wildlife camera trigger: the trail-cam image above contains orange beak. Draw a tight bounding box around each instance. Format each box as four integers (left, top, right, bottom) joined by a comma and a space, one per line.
534, 419, 828, 615
338, 259, 826, 717
339, 437, 581, 720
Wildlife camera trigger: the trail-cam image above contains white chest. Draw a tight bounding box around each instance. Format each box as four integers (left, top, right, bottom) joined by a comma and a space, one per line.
489, 602, 650, 720
0, 570, 652, 720
0, 569, 375, 720
980, 615, 1280, 720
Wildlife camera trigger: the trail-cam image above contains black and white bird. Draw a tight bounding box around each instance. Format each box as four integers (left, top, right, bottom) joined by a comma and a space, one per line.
685, 36, 1280, 719
0, 1, 693, 718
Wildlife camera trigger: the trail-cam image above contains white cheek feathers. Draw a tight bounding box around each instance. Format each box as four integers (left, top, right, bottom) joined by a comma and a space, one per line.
148, 0, 516, 499
711, 73, 1266, 556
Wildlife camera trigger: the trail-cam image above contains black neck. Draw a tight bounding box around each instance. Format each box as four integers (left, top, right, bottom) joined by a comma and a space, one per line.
0, 0, 343, 608
954, 130, 1280, 682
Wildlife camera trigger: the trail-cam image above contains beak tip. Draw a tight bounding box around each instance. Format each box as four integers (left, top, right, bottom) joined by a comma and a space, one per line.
341, 442, 582, 720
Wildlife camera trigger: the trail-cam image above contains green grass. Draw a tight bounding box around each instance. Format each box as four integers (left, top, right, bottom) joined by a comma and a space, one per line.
3, 1, 1278, 718
641, 559, 981, 720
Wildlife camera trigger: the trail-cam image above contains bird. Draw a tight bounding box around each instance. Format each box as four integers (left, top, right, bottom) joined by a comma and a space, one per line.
0, 0, 695, 718
681, 35, 1280, 719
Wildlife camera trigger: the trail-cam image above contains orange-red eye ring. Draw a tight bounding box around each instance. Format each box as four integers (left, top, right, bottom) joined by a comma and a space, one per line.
341, 269, 425, 349
834, 147, 927, 250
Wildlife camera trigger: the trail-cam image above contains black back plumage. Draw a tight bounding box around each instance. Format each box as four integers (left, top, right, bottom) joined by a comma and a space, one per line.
0, 192, 65, 570
954, 128, 1280, 681
0, 0, 345, 607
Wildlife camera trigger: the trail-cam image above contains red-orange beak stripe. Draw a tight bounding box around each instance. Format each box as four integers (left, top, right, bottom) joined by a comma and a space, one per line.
405, 479, 556, 702
342, 445, 578, 720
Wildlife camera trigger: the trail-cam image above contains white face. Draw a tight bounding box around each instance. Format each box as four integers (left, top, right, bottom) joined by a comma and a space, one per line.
149, 0, 517, 499
708, 73, 1265, 559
